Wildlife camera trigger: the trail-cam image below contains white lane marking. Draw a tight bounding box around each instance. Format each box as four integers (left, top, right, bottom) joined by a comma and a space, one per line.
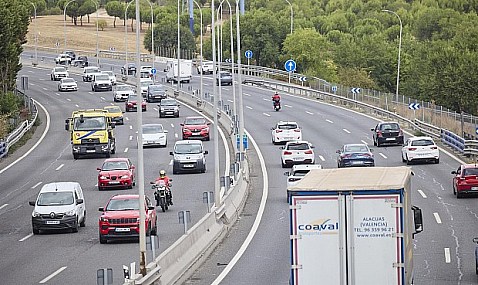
28, 71, 34, 73
175, 133, 178, 138
39, 266, 67, 284
88, 92, 94, 95
244, 93, 251, 96
153, 108, 158, 111
284, 104, 292, 108
379, 153, 387, 159
129, 126, 133, 130
169, 159, 173, 166
361, 140, 368, 145
170, 123, 174, 128
262, 113, 270, 117
0, 204, 8, 210
246, 106, 253, 110
110, 102, 114, 106
42, 87, 48, 91
100, 97, 105, 100
204, 83, 209, 86
305, 111, 314, 115
417, 189, 427, 198
19, 233, 33, 242
319, 155, 325, 162
343, 128, 351, 134
444, 248, 451, 263
227, 99, 233, 103
124, 148, 129, 153
66, 98, 71, 101
262, 98, 269, 101
75, 104, 79, 108
31, 182, 42, 189
129, 136, 133, 141
433, 213, 442, 224
326, 119, 333, 124
125, 117, 129, 121
55, 93, 60, 96
55, 164, 64, 171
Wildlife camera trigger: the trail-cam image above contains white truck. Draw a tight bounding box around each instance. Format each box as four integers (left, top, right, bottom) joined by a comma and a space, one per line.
287, 167, 423, 285
165, 59, 192, 83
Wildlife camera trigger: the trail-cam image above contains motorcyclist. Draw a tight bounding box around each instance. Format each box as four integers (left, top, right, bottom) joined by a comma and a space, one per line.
154, 170, 173, 205
272, 92, 281, 109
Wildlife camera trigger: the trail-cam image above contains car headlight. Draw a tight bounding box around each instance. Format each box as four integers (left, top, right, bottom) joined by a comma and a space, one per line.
100, 217, 108, 222
99, 175, 107, 180
65, 209, 76, 216
202, 127, 209, 131
121, 175, 130, 179
32, 211, 40, 217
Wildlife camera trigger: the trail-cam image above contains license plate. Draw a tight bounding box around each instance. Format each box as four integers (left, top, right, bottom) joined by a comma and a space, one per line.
472, 187, 478, 191
165, 112, 173, 114
284, 137, 293, 140
86, 150, 95, 153
183, 164, 194, 168
115, 227, 130, 232
293, 157, 304, 161
46, 220, 60, 225
386, 138, 396, 141
352, 160, 363, 164
193, 132, 200, 135
109, 181, 120, 184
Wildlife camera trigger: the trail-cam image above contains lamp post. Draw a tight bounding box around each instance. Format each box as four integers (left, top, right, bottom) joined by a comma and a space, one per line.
211, 0, 221, 208
30, 2, 38, 66
235, 0, 245, 166
63, 0, 76, 52
124, 0, 134, 78
177, 0, 181, 93
216, 5, 223, 104
285, 0, 293, 34
192, 0, 203, 103
146, 0, 155, 82
90, 0, 100, 66
382, 9, 402, 99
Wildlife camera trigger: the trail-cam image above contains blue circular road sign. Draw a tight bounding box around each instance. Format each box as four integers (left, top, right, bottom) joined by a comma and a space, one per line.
151, 68, 157, 75
245, 50, 253, 59
284, 59, 296, 72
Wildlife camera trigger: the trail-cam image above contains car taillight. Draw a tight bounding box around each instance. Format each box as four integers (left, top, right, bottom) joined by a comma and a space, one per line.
283, 151, 292, 155
304, 150, 313, 154
341, 154, 352, 158
430, 146, 438, 149
362, 153, 372, 157
408, 148, 417, 151
376, 131, 383, 137
275, 130, 283, 133
294, 129, 301, 132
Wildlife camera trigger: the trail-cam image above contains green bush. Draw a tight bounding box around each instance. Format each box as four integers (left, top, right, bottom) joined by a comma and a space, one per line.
0, 92, 22, 115
44, 7, 62, 15
97, 19, 107, 31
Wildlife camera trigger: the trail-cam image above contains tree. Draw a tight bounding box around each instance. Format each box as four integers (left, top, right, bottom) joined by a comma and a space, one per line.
105, 1, 124, 28
97, 19, 107, 31
144, 23, 196, 54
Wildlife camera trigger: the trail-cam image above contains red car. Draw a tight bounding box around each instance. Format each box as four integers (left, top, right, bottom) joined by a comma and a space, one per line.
98, 194, 157, 244
452, 164, 478, 198
125, 93, 146, 112
181, 116, 210, 141
97, 158, 135, 191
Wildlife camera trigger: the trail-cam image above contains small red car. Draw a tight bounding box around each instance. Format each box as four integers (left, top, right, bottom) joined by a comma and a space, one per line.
181, 116, 210, 141
98, 194, 157, 244
452, 164, 478, 198
97, 158, 135, 191
125, 93, 146, 112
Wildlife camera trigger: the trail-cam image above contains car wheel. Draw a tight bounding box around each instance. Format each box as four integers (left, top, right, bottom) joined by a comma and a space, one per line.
281, 161, 287, 168
105, 152, 111, 158
435, 158, 440, 164
99, 234, 107, 244
146, 222, 151, 236
205, 136, 210, 141
376, 140, 381, 147
402, 153, 406, 163
73, 153, 79, 159
80, 212, 86, 227
173, 167, 178, 174
151, 218, 158, 236
457, 192, 463, 199
71, 218, 79, 233
32, 227, 39, 235
406, 156, 411, 165
201, 165, 206, 173
453, 185, 456, 195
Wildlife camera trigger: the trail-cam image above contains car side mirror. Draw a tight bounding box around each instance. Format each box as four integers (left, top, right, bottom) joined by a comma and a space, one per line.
76, 198, 84, 204
473, 237, 478, 244
180, 123, 184, 126
311, 145, 315, 148
148, 206, 155, 210
370, 148, 374, 152
98, 207, 104, 212
131, 165, 135, 169
270, 127, 274, 130
370, 128, 375, 131
336, 150, 341, 154
29, 201, 35, 206
284, 171, 290, 176
207, 122, 211, 125
169, 178, 173, 182
412, 205, 423, 238
97, 167, 101, 171
164, 130, 168, 133
280, 146, 284, 150
170, 151, 173, 155
149, 181, 155, 185
451, 171, 457, 174
204, 150, 209, 155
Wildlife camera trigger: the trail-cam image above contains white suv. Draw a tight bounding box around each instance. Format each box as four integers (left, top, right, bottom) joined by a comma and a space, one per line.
271, 121, 302, 144
29, 182, 86, 234
170, 140, 208, 174
197, 61, 214, 74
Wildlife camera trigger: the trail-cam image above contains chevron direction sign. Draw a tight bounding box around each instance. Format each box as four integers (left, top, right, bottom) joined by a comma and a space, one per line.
351, 87, 361, 94
225, 58, 232, 63
408, 103, 420, 110
298, 76, 307, 82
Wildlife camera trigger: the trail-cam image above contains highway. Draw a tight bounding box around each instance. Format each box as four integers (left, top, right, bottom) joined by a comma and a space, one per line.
3, 51, 477, 285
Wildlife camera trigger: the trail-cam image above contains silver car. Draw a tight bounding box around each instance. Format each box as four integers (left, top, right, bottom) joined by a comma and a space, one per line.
58, 78, 78, 92
113, 84, 135, 102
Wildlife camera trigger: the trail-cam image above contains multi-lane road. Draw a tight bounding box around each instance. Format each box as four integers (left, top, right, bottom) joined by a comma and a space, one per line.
1, 52, 476, 285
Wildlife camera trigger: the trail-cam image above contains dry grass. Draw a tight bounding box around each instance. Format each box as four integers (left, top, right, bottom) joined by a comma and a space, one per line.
26, 9, 149, 54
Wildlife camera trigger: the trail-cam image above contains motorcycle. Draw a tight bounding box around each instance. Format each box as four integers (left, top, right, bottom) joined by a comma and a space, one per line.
150, 180, 173, 212
273, 100, 281, 111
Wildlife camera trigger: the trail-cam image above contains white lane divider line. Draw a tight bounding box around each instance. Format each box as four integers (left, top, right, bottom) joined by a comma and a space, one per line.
31, 182, 42, 189
379, 153, 387, 159
110, 102, 114, 106
19, 233, 33, 242
55, 164, 64, 171
326, 119, 334, 124
88, 92, 94, 95
227, 99, 234, 103
125, 117, 129, 121
0, 204, 8, 210
100, 97, 105, 100
124, 148, 129, 153
361, 140, 368, 145
55, 93, 60, 96
169, 159, 173, 166
170, 123, 174, 128
153, 108, 158, 111
129, 136, 133, 141
433, 213, 442, 224
175, 133, 178, 138
417, 189, 427, 198
244, 93, 251, 96
284, 104, 292, 108
129, 125, 133, 130
263, 113, 271, 117
319, 155, 325, 162
42, 87, 48, 91
444, 248, 451, 263
39, 266, 67, 284
66, 98, 71, 102
343, 128, 351, 134
246, 106, 253, 110
305, 111, 314, 115
262, 98, 269, 101
75, 104, 79, 108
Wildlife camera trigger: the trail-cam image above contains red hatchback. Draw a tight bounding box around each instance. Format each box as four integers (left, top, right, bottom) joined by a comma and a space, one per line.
452, 164, 478, 198
125, 93, 146, 112
97, 158, 135, 191
181, 116, 210, 141
98, 194, 157, 244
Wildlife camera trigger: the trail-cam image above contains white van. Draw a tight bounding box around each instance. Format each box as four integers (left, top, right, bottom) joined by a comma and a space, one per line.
165, 59, 192, 83
170, 140, 208, 174
29, 182, 86, 234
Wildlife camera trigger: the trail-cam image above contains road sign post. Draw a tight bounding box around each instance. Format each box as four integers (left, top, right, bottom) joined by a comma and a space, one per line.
408, 102, 420, 120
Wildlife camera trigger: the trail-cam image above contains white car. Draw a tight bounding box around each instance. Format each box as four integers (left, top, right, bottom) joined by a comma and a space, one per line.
401, 136, 439, 164
50, 66, 69, 81
82, 66, 100, 82
197, 61, 214, 74
102, 71, 117, 85
271, 121, 302, 144
281, 141, 315, 168
55, 53, 72, 65
58, 78, 78, 92
114, 84, 135, 102
285, 164, 322, 188
91, 73, 112, 92
140, 78, 153, 97
142, 124, 168, 147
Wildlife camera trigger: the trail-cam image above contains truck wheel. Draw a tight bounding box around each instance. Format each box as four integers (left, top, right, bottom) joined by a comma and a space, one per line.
105, 152, 111, 158
73, 153, 79, 159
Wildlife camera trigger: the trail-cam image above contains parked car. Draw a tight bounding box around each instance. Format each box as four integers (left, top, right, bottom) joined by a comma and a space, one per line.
113, 84, 135, 102
452, 164, 478, 198
146, 84, 166, 102
102, 71, 117, 85
125, 93, 146, 112
281, 141, 315, 168
271, 121, 302, 144
181, 116, 210, 141
97, 158, 135, 191
50, 66, 69, 81
371, 121, 404, 147
170, 140, 208, 174
216, 71, 233, 86
401, 136, 439, 164
98, 194, 157, 244
58, 78, 78, 92
158, 98, 180, 118
284, 164, 323, 188
103, 105, 124, 125
337, 143, 375, 168
91, 73, 113, 92
142, 124, 168, 147
29, 182, 86, 234
82, 66, 100, 82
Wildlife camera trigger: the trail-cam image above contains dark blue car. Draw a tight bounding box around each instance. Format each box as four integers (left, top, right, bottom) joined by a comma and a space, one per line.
337, 144, 375, 168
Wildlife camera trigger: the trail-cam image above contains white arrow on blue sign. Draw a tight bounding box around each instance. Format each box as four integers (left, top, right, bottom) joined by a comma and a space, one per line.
284, 59, 296, 72
298, 76, 307, 82
150, 68, 157, 75
351, 87, 361, 94
408, 103, 420, 110
332, 86, 337, 92
245, 50, 253, 59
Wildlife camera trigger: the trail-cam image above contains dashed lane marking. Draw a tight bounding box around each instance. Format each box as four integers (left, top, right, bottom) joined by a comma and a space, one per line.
39, 266, 67, 284
326, 119, 333, 124
19, 233, 33, 242
263, 113, 271, 117
417, 189, 427, 198
31, 182, 42, 189
55, 164, 64, 171
246, 106, 253, 110
124, 148, 129, 153
444, 248, 451, 263
343, 128, 351, 134
319, 155, 325, 161
379, 153, 387, 159
0, 204, 8, 210
434, 213, 442, 224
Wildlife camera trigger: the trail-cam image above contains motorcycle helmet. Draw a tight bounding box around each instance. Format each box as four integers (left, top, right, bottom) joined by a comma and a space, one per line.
159, 170, 166, 178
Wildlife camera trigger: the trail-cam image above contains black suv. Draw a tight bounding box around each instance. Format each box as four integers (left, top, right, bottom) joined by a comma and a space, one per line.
371, 122, 404, 147
64, 50, 76, 60
121, 63, 137, 76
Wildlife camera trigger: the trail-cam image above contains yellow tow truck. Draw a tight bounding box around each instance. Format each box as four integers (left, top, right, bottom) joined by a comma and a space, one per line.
65, 109, 116, 159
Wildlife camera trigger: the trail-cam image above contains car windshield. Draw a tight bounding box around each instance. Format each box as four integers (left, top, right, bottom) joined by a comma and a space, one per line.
106, 198, 139, 211
411, 139, 434, 146
116, 85, 132, 92
149, 86, 164, 92
95, 74, 109, 81
55, 67, 67, 72
102, 161, 129, 171
184, 118, 206, 125
37, 192, 74, 206
292, 170, 310, 177
105, 106, 121, 113
220, 72, 231, 77
73, 117, 106, 131
463, 168, 478, 176
128, 94, 138, 101
380, 123, 400, 131
86, 68, 99, 73
141, 81, 153, 88
175, 144, 202, 154
278, 124, 298, 130
287, 143, 310, 150
344, 145, 369, 153
62, 78, 75, 83
161, 99, 176, 106
143, 125, 164, 134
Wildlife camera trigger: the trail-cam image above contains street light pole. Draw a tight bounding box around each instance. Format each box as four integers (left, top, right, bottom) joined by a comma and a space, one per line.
90, 0, 100, 66
146, 0, 154, 82
235, 0, 245, 166
192, 0, 203, 102
30, 2, 38, 66
285, 0, 293, 34
211, 0, 221, 208
63, 0, 76, 52
177, 0, 181, 92
125, 0, 134, 77
382, 9, 402, 99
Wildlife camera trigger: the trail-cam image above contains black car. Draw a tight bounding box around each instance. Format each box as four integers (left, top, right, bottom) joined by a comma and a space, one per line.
337, 144, 375, 168
159, 98, 180, 118
121, 63, 137, 76
371, 121, 404, 147
64, 50, 76, 60
73, 56, 88, 67
147, 84, 166, 103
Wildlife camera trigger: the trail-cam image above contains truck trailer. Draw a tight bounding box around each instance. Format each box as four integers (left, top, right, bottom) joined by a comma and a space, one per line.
287, 167, 423, 285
